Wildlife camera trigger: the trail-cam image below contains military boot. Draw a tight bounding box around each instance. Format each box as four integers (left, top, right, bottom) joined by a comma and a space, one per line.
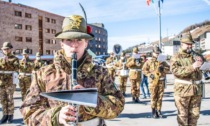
0, 115, 8, 124
152, 108, 158, 119
7, 115, 13, 124
123, 92, 126, 97
135, 97, 141, 103
157, 110, 164, 118
132, 97, 136, 102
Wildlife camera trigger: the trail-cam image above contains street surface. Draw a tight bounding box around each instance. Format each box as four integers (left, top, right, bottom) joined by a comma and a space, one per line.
0, 74, 210, 126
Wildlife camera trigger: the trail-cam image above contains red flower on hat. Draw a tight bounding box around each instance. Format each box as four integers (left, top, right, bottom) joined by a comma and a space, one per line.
87, 25, 92, 34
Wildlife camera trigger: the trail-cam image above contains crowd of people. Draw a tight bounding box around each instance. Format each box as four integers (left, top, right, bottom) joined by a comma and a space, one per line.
0, 13, 205, 126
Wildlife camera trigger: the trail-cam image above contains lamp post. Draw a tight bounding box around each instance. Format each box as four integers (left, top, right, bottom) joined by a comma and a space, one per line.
158, 0, 162, 50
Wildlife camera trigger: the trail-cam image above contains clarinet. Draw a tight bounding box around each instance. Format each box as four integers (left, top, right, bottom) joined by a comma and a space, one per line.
69, 52, 79, 126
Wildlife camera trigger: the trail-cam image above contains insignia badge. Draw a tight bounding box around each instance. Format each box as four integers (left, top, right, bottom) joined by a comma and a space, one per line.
113, 44, 122, 55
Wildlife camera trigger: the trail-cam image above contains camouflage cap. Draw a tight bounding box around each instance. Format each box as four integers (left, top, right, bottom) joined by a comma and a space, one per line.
1, 42, 13, 50
133, 47, 139, 53
180, 32, 195, 44
22, 48, 29, 55
36, 52, 41, 57
55, 15, 93, 40
153, 46, 162, 53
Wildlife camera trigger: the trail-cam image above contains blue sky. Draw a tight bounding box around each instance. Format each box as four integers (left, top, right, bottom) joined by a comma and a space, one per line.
9, 0, 210, 51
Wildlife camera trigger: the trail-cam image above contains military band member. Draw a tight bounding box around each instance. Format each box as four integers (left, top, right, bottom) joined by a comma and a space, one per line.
19, 49, 34, 101
170, 33, 203, 126
0, 42, 19, 124
126, 47, 143, 103
105, 52, 116, 81
33, 52, 45, 71
115, 52, 128, 96
142, 46, 170, 118
20, 14, 124, 126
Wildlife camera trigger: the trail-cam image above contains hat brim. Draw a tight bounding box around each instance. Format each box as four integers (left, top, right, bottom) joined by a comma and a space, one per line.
55, 32, 93, 40
1, 47, 10, 50
181, 41, 195, 44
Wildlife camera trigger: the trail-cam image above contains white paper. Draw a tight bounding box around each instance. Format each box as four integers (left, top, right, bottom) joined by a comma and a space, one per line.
200, 62, 210, 71
0, 51, 4, 58
132, 54, 141, 59
157, 54, 167, 62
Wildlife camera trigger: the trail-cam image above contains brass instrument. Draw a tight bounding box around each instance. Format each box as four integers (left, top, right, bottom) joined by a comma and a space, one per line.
152, 62, 161, 86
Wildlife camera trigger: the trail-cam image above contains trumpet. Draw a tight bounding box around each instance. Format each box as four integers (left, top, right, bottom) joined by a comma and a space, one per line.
69, 52, 79, 126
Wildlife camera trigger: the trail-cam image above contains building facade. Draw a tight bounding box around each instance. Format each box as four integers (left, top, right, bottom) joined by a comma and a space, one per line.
88, 23, 108, 55
0, 1, 108, 55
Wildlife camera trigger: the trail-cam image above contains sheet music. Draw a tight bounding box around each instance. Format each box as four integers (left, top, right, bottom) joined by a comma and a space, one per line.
132, 54, 141, 59
200, 62, 210, 71
157, 54, 167, 62
0, 51, 4, 58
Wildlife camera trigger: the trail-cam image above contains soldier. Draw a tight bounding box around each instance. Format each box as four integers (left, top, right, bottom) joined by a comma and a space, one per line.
19, 48, 34, 101
126, 47, 143, 103
115, 52, 128, 96
0, 42, 19, 124
142, 46, 170, 118
170, 32, 203, 126
33, 52, 45, 71
20, 14, 125, 126
105, 52, 116, 81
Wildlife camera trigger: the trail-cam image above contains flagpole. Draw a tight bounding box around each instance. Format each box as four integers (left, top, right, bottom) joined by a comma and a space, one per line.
158, 0, 162, 50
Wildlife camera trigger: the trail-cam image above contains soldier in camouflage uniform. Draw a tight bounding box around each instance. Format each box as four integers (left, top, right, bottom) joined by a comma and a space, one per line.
20, 14, 124, 126
19, 49, 34, 101
33, 52, 45, 71
0, 42, 19, 124
170, 32, 203, 126
142, 46, 170, 118
126, 47, 143, 103
115, 52, 128, 96
105, 52, 116, 81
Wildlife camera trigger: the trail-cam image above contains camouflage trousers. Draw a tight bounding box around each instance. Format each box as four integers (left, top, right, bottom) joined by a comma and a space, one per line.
108, 69, 115, 81
174, 95, 202, 126
149, 81, 164, 110
130, 79, 140, 98
119, 76, 128, 93
0, 84, 16, 115
19, 76, 31, 101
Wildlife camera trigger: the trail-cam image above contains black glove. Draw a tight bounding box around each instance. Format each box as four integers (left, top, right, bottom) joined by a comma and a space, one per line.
150, 74, 155, 80
158, 66, 164, 72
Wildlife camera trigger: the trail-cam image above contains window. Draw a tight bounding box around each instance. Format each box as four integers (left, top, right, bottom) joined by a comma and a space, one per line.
25, 13, 31, 18
15, 24, 22, 29
51, 29, 56, 34
25, 25, 32, 30
51, 19, 56, 24
46, 50, 50, 55
15, 49, 22, 54
52, 39, 56, 44
15, 36, 23, 42
28, 49, 32, 54
45, 39, 51, 44
95, 30, 98, 33
15, 11, 22, 17
46, 29, 50, 33
52, 50, 57, 54
45, 17, 50, 22
26, 37, 32, 42
99, 38, 101, 41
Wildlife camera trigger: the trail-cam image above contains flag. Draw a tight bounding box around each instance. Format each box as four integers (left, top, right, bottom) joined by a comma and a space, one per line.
146, 0, 151, 6
161, 0, 164, 3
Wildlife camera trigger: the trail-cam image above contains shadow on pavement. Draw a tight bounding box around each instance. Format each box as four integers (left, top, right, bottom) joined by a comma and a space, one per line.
12, 118, 24, 125
14, 97, 22, 100
162, 99, 175, 102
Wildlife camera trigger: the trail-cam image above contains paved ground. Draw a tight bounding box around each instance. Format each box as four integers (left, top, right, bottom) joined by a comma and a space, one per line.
0, 74, 210, 126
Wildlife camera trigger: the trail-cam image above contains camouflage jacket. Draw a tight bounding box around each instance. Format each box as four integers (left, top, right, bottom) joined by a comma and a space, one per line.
0, 53, 19, 86
114, 59, 128, 70
105, 57, 116, 71
20, 49, 125, 126
19, 57, 34, 73
33, 60, 45, 71
142, 57, 170, 85
126, 57, 143, 80
170, 48, 202, 96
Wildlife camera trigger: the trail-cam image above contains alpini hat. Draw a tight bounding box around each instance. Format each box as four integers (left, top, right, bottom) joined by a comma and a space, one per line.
1, 42, 13, 50
180, 32, 195, 44
153, 46, 162, 53
55, 15, 93, 40
133, 47, 139, 53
